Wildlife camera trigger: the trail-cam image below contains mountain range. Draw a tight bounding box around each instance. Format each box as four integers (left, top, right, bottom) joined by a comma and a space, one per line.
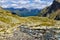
4, 8, 41, 17
1, 0, 60, 20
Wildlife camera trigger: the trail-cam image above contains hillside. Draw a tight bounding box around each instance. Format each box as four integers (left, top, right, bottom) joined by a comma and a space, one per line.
0, 7, 57, 37
38, 0, 60, 20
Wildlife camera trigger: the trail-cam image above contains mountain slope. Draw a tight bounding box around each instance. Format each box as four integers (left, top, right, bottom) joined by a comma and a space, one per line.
0, 7, 57, 36
38, 0, 60, 20
0, 7, 22, 36
4, 8, 40, 16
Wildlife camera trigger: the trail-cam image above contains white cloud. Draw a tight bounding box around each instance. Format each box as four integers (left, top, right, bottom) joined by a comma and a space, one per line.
11, 4, 18, 6
1, 5, 9, 8
34, 0, 41, 2
18, 1, 30, 4
0, 0, 9, 3
11, 1, 17, 3
0, 0, 53, 9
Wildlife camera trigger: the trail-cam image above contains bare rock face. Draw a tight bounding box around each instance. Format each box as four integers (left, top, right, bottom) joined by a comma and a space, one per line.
38, 0, 60, 20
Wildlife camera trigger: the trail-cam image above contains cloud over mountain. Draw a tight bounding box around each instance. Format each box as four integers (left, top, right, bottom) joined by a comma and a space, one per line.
0, 0, 53, 9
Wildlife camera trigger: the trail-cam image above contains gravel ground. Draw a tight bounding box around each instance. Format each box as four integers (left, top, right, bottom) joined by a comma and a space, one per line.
0, 29, 40, 40
0, 28, 58, 40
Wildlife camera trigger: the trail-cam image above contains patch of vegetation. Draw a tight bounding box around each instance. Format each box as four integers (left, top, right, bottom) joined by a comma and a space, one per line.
26, 16, 56, 26
0, 7, 22, 34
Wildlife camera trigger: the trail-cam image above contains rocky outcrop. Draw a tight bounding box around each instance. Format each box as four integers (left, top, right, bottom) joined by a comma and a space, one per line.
38, 0, 60, 20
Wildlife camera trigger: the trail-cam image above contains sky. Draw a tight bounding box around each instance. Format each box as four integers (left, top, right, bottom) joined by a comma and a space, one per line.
0, 0, 54, 9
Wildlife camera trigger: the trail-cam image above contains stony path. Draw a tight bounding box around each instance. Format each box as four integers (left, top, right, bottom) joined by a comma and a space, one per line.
0, 28, 59, 40
0, 29, 41, 40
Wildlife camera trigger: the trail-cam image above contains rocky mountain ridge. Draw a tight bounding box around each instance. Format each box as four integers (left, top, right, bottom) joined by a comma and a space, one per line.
38, 0, 60, 20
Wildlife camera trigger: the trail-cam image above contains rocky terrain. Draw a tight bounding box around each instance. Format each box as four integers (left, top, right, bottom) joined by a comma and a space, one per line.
0, 0, 60, 40
0, 10, 60, 40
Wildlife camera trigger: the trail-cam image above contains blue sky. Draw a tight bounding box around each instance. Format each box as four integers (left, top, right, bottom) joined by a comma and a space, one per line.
0, 0, 54, 9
